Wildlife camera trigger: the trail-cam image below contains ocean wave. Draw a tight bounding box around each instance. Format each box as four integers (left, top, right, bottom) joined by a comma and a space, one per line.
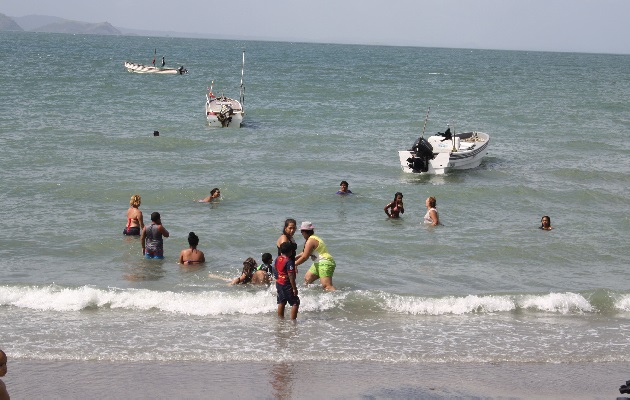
380, 291, 627, 315
1, 284, 628, 316
0, 284, 345, 315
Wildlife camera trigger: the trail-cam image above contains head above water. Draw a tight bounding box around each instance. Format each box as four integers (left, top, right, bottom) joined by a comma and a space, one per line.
188, 232, 199, 247
210, 188, 220, 197
150, 212, 161, 222
427, 196, 437, 208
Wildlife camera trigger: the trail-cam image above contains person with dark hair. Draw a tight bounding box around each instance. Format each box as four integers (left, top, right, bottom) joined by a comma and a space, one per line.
384, 192, 404, 218
0, 349, 8, 400
123, 194, 144, 235
540, 215, 553, 230
178, 232, 206, 265
199, 188, 221, 203
253, 253, 274, 283
231, 257, 258, 285
423, 196, 440, 226
141, 212, 170, 259
275, 241, 299, 319
336, 180, 353, 195
295, 221, 336, 291
276, 218, 297, 259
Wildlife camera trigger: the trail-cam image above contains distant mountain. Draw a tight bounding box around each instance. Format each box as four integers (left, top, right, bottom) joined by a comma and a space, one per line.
11, 14, 65, 30
0, 13, 24, 31
5, 13, 241, 40
6, 14, 120, 35
34, 20, 121, 35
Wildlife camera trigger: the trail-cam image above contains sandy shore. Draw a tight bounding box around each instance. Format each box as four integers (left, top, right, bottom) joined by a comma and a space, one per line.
5, 360, 629, 399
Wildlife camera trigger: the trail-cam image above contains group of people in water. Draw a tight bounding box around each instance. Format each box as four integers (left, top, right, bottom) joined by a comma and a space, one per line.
122, 182, 552, 319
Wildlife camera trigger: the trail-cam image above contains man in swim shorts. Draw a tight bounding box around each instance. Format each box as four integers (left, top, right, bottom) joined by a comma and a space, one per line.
294, 221, 336, 291
141, 212, 170, 259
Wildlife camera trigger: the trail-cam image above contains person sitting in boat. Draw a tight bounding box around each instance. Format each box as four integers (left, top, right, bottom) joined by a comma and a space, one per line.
439, 127, 452, 142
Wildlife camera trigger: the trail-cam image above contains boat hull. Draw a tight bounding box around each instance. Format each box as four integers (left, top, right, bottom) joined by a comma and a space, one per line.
124, 62, 187, 75
399, 132, 490, 174
205, 97, 244, 128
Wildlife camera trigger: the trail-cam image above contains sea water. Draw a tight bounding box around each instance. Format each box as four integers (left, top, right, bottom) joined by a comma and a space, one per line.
1, 31, 630, 365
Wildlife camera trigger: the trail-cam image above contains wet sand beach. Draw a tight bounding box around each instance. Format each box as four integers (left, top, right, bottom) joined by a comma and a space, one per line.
7, 360, 629, 399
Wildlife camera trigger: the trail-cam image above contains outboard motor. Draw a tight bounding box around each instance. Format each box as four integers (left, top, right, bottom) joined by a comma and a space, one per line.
406, 136, 434, 172
218, 104, 233, 127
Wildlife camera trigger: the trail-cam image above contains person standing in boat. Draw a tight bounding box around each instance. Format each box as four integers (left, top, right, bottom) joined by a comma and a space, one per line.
123, 194, 144, 236
423, 196, 440, 226
295, 221, 336, 291
161, 56, 165, 67
384, 192, 404, 218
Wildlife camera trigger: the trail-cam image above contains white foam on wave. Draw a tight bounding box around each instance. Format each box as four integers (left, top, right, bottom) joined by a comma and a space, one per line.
518, 292, 594, 313
383, 293, 515, 315
614, 293, 630, 311
0, 284, 346, 315
383, 292, 597, 315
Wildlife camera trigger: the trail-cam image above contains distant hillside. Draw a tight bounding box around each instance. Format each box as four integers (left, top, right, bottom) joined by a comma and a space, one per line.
34, 20, 121, 35
0, 13, 24, 31
12, 14, 65, 30
6, 13, 241, 40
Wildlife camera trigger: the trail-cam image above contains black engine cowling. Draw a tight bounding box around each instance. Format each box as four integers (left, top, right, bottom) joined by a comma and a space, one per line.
407, 136, 434, 172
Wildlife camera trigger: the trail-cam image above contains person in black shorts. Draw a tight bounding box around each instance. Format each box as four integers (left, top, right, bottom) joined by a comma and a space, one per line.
274, 242, 299, 319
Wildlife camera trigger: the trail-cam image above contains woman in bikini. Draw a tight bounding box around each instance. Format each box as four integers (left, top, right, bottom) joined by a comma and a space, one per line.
276, 218, 297, 259
178, 232, 206, 265
123, 194, 144, 235
384, 192, 404, 218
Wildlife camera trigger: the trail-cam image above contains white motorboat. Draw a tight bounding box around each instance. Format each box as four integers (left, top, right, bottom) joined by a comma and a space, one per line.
398, 127, 490, 174
205, 51, 245, 128
124, 61, 187, 75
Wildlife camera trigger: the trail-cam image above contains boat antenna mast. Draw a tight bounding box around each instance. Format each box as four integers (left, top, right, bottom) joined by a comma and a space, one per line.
451, 123, 458, 152
421, 107, 430, 138
239, 50, 245, 107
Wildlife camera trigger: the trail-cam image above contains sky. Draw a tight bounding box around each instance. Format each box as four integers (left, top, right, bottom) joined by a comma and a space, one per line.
3, 0, 630, 54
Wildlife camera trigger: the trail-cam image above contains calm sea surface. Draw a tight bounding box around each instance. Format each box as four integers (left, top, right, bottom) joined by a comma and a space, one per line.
1, 32, 630, 365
